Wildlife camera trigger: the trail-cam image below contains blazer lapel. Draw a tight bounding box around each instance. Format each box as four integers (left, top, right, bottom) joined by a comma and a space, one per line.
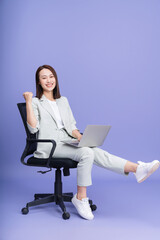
40, 95, 58, 126
56, 98, 66, 126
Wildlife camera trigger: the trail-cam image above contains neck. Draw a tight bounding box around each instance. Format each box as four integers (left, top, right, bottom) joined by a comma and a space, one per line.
43, 91, 55, 101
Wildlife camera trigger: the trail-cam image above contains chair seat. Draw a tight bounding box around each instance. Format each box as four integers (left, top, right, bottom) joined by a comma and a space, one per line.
27, 156, 78, 169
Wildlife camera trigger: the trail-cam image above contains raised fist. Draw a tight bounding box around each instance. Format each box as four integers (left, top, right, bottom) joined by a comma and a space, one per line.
23, 92, 33, 102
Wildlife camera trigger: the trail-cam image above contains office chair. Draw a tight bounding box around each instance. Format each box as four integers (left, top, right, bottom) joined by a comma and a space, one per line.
17, 103, 97, 220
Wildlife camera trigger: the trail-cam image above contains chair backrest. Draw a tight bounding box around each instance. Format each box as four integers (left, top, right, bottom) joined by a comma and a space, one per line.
17, 103, 37, 155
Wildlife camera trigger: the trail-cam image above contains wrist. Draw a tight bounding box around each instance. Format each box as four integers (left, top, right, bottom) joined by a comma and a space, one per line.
26, 100, 32, 105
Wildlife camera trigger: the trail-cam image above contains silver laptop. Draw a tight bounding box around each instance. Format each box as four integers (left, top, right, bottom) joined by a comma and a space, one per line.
61, 125, 111, 147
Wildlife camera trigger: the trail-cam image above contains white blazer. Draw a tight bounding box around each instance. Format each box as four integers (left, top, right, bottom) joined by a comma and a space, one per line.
27, 94, 78, 158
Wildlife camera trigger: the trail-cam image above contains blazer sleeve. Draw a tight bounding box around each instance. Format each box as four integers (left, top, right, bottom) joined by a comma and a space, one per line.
65, 97, 79, 135
26, 98, 40, 134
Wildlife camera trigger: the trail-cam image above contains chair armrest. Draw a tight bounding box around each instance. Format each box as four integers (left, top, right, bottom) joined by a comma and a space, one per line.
21, 138, 56, 168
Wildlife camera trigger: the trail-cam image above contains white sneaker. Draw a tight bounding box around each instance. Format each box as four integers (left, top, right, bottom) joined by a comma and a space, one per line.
134, 160, 160, 183
71, 194, 94, 220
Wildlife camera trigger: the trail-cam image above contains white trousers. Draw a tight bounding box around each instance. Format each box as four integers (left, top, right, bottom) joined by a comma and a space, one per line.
53, 128, 129, 186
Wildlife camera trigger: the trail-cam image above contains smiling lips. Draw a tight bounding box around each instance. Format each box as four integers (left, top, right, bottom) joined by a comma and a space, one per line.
46, 83, 53, 87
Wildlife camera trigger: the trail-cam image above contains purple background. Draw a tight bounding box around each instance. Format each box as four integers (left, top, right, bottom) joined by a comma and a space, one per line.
1, 0, 160, 239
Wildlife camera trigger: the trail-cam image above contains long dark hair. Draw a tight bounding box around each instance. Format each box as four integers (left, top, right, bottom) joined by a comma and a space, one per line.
35, 65, 61, 99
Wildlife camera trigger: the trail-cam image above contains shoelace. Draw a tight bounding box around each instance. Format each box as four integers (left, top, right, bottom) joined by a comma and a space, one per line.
137, 161, 148, 168
137, 161, 145, 165
81, 198, 92, 211
137, 161, 149, 172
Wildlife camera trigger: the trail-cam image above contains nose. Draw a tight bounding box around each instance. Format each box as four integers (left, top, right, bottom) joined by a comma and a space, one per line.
46, 77, 51, 83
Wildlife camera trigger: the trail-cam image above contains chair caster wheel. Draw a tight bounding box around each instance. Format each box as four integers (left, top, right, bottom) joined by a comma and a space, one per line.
91, 204, 97, 211
62, 212, 70, 220
21, 207, 29, 215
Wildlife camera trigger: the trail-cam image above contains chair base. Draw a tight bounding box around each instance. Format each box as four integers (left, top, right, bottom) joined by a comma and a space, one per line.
22, 193, 73, 219
21, 168, 97, 219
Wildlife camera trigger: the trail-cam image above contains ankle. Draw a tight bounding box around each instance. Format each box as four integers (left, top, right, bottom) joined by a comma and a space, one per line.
77, 186, 87, 200
77, 193, 87, 200
134, 164, 138, 173
124, 161, 138, 173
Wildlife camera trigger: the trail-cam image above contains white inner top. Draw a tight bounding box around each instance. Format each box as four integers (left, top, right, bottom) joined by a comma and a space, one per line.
47, 99, 65, 129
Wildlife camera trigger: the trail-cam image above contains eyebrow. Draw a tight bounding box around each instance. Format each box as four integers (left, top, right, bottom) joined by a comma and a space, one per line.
40, 74, 54, 77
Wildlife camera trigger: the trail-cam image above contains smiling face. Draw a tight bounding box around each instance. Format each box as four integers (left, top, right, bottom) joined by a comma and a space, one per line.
38, 68, 56, 94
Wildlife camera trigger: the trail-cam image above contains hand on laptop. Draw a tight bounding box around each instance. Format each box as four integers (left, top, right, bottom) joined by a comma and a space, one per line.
72, 129, 82, 142
77, 134, 82, 142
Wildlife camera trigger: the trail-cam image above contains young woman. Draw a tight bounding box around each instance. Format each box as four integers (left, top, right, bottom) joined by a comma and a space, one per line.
23, 65, 159, 220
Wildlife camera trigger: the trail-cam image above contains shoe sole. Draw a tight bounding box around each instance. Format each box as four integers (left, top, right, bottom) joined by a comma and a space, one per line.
138, 161, 160, 183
